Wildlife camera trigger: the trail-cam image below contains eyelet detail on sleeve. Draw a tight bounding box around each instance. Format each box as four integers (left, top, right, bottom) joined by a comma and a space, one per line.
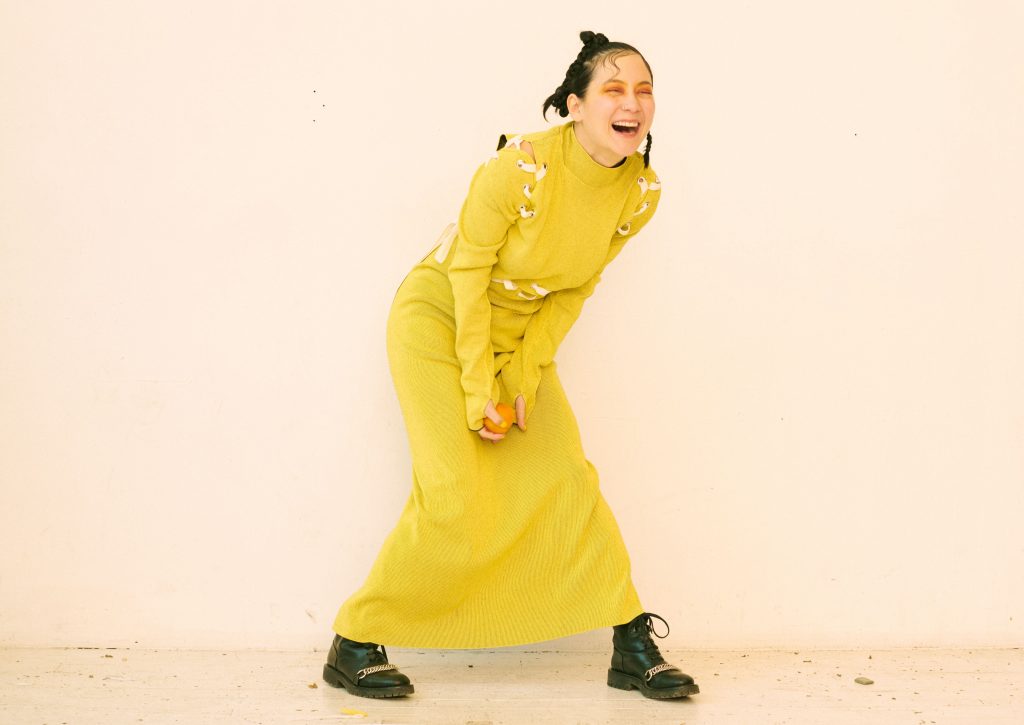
433, 222, 457, 263
489, 279, 550, 299
490, 137, 544, 217
615, 174, 661, 237
520, 162, 547, 215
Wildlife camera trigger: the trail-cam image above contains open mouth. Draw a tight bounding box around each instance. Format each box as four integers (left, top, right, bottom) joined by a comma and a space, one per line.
611, 121, 640, 138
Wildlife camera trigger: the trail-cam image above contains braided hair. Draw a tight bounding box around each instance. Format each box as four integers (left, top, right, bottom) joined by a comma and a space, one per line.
542, 30, 655, 168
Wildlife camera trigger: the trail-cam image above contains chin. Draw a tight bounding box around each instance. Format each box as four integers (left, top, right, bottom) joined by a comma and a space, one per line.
617, 139, 643, 156
613, 133, 645, 155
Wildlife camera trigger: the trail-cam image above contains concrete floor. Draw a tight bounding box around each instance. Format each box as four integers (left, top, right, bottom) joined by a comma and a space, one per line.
1, 646, 1020, 724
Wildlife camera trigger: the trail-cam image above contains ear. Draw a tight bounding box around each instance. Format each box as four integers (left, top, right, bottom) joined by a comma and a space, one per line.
566, 93, 582, 121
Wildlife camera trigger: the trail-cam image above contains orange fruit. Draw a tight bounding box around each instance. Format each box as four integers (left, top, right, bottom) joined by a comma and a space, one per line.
483, 402, 516, 434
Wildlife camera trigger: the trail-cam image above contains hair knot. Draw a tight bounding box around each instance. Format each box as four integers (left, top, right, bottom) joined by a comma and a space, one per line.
579, 30, 609, 49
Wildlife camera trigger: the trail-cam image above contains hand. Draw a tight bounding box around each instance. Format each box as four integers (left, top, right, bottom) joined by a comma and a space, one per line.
514, 395, 527, 431
477, 400, 507, 443
477, 397, 528, 443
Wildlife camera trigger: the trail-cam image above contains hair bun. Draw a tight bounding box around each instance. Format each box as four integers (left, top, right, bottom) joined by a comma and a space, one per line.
578, 30, 609, 49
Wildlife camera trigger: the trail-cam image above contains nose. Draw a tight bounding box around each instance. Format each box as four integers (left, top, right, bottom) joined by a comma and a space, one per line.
620, 90, 641, 111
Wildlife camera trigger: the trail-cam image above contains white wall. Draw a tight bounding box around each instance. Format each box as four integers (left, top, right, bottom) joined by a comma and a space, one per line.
1, 0, 1021, 651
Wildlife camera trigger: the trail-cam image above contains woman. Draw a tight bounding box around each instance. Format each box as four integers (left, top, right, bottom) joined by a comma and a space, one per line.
322, 30, 699, 701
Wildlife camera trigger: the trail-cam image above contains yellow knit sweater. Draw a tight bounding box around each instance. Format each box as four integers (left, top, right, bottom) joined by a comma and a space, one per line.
447, 120, 662, 430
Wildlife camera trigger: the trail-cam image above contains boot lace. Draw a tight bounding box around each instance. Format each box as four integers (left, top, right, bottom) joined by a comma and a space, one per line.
627, 613, 678, 682
629, 611, 670, 651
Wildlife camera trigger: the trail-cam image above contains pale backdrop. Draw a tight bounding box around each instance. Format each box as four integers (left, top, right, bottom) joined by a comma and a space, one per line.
1, 0, 1021, 651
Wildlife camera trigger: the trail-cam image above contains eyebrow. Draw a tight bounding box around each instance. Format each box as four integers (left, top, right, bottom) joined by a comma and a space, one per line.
602, 78, 653, 86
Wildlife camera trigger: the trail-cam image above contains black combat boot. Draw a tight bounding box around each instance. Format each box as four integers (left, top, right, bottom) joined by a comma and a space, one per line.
607, 612, 699, 699
322, 634, 414, 698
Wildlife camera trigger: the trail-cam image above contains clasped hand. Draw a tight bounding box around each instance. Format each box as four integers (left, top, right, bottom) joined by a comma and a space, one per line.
477, 396, 527, 443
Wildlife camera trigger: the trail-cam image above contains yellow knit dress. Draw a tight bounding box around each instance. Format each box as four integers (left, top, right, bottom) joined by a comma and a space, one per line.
332, 120, 662, 648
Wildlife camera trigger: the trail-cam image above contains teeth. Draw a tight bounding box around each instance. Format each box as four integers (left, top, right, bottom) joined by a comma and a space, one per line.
614, 121, 639, 127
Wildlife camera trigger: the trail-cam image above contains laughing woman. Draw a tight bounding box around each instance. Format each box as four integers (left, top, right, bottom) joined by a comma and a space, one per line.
323, 30, 700, 701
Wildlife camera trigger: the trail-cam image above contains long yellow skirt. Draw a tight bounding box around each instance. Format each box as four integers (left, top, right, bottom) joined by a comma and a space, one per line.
332, 254, 644, 649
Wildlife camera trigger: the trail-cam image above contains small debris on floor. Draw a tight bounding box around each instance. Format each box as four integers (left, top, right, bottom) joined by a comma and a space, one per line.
855, 676, 875, 685
339, 707, 367, 717
307, 682, 318, 688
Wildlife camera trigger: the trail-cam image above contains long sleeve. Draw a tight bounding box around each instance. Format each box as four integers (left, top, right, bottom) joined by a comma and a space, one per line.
449, 144, 537, 430
499, 177, 662, 419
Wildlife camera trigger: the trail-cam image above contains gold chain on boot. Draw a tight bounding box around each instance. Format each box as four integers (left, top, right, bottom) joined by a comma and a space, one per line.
356, 663, 399, 681
644, 662, 676, 681
354, 642, 400, 681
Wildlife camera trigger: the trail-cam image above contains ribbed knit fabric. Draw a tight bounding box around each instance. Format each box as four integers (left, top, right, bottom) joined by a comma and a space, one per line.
451, 121, 662, 430
332, 120, 661, 649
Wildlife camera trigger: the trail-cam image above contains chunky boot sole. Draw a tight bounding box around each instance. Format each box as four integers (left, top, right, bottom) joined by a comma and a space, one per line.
607, 667, 699, 699
322, 662, 415, 698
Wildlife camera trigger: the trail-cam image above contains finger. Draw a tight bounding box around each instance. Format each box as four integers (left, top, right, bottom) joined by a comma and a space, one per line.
477, 428, 505, 441
516, 396, 526, 430
484, 400, 503, 425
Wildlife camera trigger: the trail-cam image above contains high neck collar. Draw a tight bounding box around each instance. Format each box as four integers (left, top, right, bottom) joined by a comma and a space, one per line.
562, 121, 635, 186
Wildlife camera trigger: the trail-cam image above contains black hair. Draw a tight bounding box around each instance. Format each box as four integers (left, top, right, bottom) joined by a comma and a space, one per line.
542, 30, 654, 168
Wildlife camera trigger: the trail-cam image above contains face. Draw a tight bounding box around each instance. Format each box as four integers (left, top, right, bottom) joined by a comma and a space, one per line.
566, 52, 655, 167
